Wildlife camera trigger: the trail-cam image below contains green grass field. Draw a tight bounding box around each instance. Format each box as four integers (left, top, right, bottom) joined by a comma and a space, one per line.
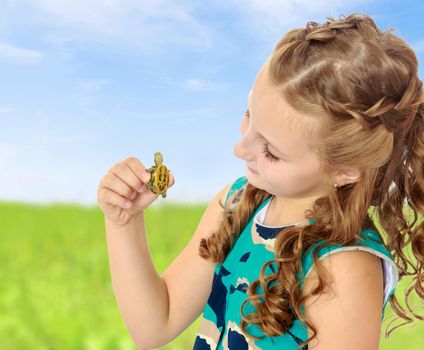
0, 200, 423, 349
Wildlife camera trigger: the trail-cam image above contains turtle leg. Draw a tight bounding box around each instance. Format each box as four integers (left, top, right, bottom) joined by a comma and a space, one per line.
145, 166, 154, 191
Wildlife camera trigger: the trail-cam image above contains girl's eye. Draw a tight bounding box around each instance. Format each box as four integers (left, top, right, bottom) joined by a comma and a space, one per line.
245, 108, 280, 162
262, 144, 280, 162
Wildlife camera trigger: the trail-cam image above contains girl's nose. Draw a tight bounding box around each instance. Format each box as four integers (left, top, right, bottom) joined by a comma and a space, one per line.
233, 137, 252, 161
234, 111, 255, 161
233, 141, 244, 159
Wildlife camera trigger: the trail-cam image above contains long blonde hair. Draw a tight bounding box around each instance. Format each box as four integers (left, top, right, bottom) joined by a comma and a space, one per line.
199, 13, 424, 349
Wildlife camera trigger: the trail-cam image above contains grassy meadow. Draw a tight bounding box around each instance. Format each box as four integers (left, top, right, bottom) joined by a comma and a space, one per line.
0, 200, 423, 349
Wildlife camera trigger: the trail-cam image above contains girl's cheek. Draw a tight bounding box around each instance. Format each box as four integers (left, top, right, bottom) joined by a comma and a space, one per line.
259, 158, 285, 176
257, 158, 269, 174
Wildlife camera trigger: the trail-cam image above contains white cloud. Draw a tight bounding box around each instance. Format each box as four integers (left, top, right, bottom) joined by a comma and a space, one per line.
71, 79, 111, 107
23, 0, 214, 54
223, 0, 374, 44
77, 79, 110, 93
184, 78, 229, 92
0, 41, 44, 64
4, 0, 374, 60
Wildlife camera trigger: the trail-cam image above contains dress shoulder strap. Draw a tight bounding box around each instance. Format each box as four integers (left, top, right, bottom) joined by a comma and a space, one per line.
224, 176, 248, 209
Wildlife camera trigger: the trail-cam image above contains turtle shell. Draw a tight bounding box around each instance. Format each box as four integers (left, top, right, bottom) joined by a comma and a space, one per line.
153, 164, 169, 196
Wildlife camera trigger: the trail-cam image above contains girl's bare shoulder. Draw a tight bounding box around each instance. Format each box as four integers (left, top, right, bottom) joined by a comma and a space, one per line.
303, 250, 384, 349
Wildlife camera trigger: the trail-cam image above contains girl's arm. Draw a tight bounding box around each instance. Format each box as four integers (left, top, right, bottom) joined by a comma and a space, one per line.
105, 182, 231, 350
303, 250, 384, 350
105, 213, 169, 349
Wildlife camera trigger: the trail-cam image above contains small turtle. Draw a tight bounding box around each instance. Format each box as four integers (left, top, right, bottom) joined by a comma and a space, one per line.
145, 152, 170, 198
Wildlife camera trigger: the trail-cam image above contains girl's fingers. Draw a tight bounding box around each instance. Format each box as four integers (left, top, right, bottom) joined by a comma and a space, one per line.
124, 157, 151, 185
100, 187, 133, 209
110, 161, 144, 196
168, 171, 175, 186
104, 171, 135, 200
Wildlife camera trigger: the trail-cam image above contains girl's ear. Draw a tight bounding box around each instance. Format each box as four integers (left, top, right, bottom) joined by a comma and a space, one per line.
335, 167, 361, 186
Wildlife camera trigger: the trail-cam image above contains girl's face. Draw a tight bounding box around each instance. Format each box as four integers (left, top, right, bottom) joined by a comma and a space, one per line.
233, 63, 331, 204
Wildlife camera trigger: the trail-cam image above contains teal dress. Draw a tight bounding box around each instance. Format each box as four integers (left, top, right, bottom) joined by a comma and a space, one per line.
193, 176, 399, 350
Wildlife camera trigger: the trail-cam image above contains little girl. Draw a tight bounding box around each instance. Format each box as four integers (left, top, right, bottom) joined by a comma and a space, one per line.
97, 12, 424, 350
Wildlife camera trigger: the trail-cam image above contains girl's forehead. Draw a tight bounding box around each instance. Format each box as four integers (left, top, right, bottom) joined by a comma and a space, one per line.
248, 84, 321, 155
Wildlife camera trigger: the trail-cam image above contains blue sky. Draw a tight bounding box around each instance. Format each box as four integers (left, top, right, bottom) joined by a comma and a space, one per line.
1, 0, 423, 207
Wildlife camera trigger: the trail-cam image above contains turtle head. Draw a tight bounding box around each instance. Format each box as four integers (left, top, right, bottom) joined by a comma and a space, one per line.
154, 152, 163, 166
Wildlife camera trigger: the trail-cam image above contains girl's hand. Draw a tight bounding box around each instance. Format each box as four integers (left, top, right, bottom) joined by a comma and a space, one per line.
97, 156, 175, 226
